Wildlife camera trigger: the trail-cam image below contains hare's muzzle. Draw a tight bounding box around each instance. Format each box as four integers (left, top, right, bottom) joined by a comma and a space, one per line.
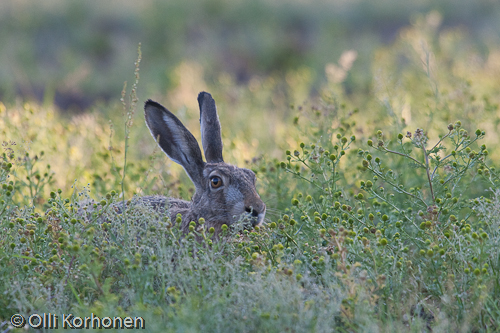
245, 205, 266, 227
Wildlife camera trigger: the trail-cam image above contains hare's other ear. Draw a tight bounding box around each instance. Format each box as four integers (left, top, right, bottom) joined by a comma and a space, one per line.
198, 92, 224, 163
144, 100, 205, 186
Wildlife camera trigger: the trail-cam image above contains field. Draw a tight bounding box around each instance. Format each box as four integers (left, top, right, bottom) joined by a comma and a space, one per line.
2, 1, 500, 332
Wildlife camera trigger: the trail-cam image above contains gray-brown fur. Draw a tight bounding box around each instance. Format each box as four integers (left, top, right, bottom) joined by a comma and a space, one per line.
139, 92, 266, 236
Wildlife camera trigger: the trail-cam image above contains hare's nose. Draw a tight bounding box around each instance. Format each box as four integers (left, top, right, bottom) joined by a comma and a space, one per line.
245, 206, 260, 217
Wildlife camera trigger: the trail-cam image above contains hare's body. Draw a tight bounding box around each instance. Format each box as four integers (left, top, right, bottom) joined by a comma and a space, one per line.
135, 92, 266, 235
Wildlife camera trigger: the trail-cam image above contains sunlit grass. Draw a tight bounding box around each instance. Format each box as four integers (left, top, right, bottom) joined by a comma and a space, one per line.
2, 19, 500, 331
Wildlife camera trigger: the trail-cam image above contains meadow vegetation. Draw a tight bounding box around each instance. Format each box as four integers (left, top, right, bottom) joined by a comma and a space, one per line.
2, 10, 500, 332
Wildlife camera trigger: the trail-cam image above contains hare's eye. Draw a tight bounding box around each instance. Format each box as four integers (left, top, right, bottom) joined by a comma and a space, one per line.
210, 176, 223, 189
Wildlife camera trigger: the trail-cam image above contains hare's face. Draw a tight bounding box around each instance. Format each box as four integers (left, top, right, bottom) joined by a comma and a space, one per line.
195, 163, 266, 227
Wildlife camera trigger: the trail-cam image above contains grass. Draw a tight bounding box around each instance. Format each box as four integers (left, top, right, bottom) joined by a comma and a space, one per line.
2, 15, 500, 332
1, 0, 498, 109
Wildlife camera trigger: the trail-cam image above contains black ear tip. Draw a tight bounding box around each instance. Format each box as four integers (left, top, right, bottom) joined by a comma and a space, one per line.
144, 99, 164, 111
197, 91, 213, 105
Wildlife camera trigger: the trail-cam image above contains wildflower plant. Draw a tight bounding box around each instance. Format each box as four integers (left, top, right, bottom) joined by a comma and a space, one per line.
3, 24, 500, 331
270, 112, 498, 328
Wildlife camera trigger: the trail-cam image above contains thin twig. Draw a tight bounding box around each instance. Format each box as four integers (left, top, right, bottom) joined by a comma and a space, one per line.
429, 131, 452, 152
422, 145, 435, 203
382, 147, 425, 168
368, 166, 428, 209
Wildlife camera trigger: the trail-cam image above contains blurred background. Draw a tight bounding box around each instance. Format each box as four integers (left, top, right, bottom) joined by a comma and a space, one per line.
1, 0, 500, 202
1, 0, 499, 111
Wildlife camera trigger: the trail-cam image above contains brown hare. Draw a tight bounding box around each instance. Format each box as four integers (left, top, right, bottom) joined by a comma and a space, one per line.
136, 92, 266, 236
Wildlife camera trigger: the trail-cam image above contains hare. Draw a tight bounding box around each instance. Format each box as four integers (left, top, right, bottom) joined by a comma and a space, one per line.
135, 92, 266, 236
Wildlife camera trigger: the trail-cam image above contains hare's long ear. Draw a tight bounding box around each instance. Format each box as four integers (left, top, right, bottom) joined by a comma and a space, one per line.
198, 92, 224, 163
144, 100, 205, 187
